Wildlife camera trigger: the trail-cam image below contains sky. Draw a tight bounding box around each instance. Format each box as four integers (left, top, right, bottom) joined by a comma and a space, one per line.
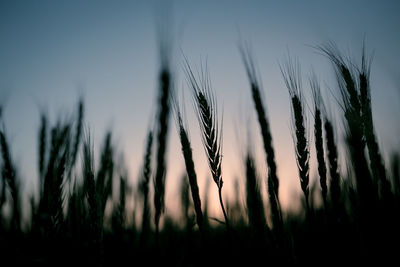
1, 0, 399, 222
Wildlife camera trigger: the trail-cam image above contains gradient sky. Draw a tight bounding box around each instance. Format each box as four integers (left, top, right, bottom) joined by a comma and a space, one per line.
1, 0, 399, 221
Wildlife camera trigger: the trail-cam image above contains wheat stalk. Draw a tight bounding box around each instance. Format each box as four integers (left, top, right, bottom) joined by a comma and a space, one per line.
38, 112, 47, 195
245, 152, 267, 235
39, 122, 70, 234
280, 57, 310, 211
183, 58, 229, 229
358, 46, 391, 200
82, 131, 103, 263
180, 174, 191, 228
319, 42, 376, 208
153, 67, 172, 238
139, 130, 153, 244
174, 103, 204, 230
309, 74, 328, 206
323, 118, 341, 208
239, 44, 282, 230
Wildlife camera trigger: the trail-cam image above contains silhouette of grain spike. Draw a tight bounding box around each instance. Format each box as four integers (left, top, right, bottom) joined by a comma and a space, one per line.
239, 44, 282, 230
82, 131, 102, 262
38, 112, 47, 194
39, 121, 70, 233
319, 42, 376, 208
173, 99, 203, 230
358, 45, 391, 200
323, 117, 341, 208
82, 130, 114, 263
183, 57, 229, 229
139, 130, 153, 244
280, 57, 310, 211
309, 73, 328, 206
318, 43, 362, 127
153, 39, 172, 238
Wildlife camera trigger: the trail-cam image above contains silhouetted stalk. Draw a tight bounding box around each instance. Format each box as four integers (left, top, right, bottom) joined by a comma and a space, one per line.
38, 113, 47, 195
310, 75, 328, 206
239, 45, 282, 230
315, 110, 327, 205
359, 48, 390, 200
140, 130, 153, 244
154, 67, 171, 237
218, 186, 229, 228
180, 174, 191, 228
319, 43, 377, 209
202, 178, 210, 229
175, 109, 203, 230
82, 131, 114, 264
82, 133, 102, 264
280, 58, 310, 212
183, 59, 229, 230
324, 118, 341, 207
245, 153, 267, 236
40, 123, 70, 234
